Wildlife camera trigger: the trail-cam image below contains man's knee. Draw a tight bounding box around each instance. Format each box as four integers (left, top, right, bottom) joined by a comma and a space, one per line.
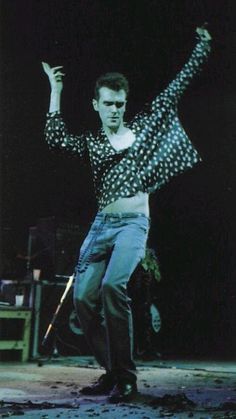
102, 279, 124, 299
73, 284, 91, 309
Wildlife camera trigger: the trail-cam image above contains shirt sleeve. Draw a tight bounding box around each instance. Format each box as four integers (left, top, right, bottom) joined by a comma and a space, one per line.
45, 111, 87, 158
128, 39, 211, 193
131, 38, 211, 130
151, 39, 211, 111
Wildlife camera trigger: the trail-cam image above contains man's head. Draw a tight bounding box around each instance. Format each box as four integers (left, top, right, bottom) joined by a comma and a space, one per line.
94, 72, 129, 101
92, 72, 129, 132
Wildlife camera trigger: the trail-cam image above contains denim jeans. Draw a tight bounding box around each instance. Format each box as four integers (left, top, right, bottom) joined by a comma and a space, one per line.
73, 212, 149, 382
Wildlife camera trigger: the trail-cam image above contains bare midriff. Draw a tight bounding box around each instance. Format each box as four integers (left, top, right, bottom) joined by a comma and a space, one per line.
101, 191, 149, 217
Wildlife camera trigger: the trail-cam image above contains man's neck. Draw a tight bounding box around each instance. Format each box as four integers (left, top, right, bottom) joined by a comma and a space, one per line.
103, 123, 126, 137
105, 126, 135, 151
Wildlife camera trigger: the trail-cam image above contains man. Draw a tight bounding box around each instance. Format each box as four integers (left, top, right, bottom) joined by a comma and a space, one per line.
42, 26, 211, 402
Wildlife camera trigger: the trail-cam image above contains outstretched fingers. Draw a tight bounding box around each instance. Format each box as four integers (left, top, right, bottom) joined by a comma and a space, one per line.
54, 70, 65, 81
42, 62, 65, 77
42, 61, 51, 75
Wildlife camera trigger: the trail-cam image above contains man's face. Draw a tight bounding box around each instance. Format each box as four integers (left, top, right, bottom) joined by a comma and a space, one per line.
93, 87, 127, 131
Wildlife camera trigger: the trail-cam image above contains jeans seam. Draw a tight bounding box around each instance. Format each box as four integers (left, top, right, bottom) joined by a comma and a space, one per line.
77, 218, 106, 274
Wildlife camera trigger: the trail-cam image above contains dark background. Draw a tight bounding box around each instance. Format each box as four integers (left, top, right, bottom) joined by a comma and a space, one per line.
0, 0, 235, 357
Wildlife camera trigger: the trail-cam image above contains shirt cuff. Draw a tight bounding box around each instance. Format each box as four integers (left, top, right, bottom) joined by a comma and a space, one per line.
46, 111, 62, 118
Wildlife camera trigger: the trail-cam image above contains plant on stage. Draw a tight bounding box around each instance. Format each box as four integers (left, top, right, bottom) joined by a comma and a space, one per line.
141, 248, 161, 282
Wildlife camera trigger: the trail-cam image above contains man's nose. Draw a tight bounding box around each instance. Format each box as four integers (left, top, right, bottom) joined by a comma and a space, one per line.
110, 104, 118, 112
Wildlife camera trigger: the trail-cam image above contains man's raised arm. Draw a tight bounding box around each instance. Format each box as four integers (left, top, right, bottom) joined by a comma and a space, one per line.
149, 26, 212, 114
42, 62, 87, 157
162, 26, 212, 103
42, 62, 65, 113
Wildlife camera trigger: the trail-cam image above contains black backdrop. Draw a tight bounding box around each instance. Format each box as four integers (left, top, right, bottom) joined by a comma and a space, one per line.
0, 0, 235, 356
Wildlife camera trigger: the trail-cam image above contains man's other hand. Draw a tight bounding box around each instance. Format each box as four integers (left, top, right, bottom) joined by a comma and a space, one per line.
196, 26, 212, 42
42, 62, 65, 93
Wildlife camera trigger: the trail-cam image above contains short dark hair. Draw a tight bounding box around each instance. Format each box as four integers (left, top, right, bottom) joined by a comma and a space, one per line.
94, 72, 129, 100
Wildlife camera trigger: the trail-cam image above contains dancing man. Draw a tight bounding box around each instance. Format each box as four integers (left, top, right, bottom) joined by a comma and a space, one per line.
42, 26, 211, 402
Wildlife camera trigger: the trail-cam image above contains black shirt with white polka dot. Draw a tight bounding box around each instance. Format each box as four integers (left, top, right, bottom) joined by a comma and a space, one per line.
45, 40, 211, 211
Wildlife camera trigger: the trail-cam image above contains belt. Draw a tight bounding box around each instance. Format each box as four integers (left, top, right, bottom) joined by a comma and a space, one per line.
96, 212, 149, 220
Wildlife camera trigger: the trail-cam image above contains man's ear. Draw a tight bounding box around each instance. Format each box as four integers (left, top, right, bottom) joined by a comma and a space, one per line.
92, 99, 98, 111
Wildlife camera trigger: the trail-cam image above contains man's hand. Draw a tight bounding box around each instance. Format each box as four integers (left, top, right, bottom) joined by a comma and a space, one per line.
42, 62, 65, 93
196, 26, 212, 42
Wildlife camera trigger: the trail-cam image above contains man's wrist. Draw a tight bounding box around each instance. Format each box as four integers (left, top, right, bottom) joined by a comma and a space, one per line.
50, 89, 62, 96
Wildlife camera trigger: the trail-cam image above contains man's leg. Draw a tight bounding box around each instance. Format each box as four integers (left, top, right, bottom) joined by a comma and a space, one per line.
74, 257, 117, 395
101, 215, 149, 400
73, 218, 117, 394
74, 258, 108, 368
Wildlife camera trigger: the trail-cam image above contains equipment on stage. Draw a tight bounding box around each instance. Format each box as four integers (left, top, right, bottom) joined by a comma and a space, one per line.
9, 217, 91, 358
41, 274, 74, 348
27, 217, 86, 279
30, 277, 91, 359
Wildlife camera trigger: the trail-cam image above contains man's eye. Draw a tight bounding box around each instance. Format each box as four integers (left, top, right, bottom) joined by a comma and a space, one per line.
103, 101, 125, 107
116, 102, 125, 108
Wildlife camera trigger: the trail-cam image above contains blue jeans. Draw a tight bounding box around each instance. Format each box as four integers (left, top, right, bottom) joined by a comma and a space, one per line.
73, 212, 149, 382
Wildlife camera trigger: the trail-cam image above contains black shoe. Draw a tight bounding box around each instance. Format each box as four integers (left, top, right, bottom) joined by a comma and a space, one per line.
108, 382, 138, 403
80, 373, 115, 395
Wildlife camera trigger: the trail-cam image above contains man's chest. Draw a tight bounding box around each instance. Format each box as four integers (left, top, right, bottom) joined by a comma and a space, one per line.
88, 129, 136, 165
108, 129, 136, 151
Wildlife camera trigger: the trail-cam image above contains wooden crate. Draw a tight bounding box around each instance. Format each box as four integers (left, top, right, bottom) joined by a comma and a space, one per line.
0, 307, 32, 362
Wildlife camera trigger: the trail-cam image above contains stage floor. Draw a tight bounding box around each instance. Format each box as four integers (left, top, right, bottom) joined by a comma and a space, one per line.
0, 357, 235, 418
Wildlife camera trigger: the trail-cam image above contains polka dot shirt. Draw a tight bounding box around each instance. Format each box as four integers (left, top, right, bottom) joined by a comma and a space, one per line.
45, 40, 211, 211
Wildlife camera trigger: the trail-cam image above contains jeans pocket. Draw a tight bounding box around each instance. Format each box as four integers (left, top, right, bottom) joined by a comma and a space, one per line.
138, 224, 149, 234
122, 217, 150, 234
